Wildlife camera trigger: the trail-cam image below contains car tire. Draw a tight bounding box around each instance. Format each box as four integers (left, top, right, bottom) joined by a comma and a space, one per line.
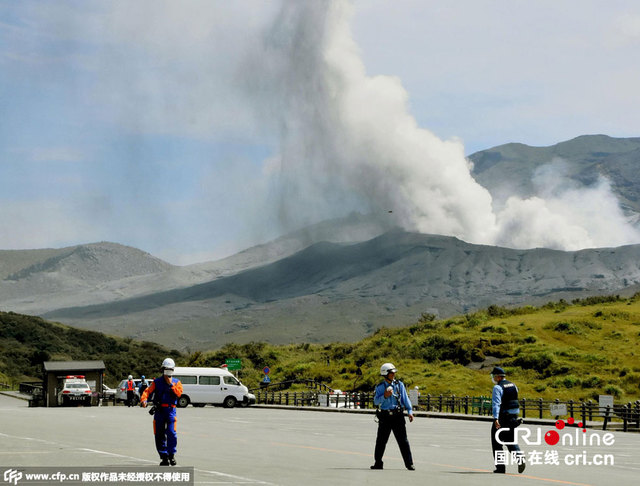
223, 396, 237, 409
177, 396, 190, 408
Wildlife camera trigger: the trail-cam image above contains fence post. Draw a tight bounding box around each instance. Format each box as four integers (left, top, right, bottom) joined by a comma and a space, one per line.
568, 399, 574, 419
603, 405, 611, 431
581, 402, 586, 428
426, 394, 431, 411
522, 398, 526, 419
538, 398, 543, 419
451, 395, 456, 413
464, 396, 469, 415
587, 400, 593, 421
438, 394, 443, 412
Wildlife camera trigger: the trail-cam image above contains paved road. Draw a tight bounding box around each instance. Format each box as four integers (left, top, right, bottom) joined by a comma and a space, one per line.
1, 394, 638, 485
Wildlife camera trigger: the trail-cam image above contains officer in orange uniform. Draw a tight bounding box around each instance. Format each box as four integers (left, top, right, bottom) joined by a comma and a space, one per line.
126, 375, 136, 407
140, 358, 183, 466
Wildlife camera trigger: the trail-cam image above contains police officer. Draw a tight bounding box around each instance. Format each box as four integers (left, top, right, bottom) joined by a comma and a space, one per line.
490, 366, 526, 474
371, 363, 415, 471
138, 375, 148, 396
140, 358, 183, 466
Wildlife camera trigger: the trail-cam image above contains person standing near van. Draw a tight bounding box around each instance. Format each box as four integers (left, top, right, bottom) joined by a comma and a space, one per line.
140, 358, 183, 466
126, 375, 136, 407
371, 362, 415, 471
139, 375, 148, 396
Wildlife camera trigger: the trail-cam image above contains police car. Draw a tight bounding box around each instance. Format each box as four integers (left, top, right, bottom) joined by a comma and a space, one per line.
57, 375, 92, 406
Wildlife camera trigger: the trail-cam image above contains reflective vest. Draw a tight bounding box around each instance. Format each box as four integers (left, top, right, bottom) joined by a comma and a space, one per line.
126, 380, 134, 391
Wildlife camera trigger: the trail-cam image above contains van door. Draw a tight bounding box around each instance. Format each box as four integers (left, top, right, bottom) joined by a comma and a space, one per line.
198, 375, 223, 404
222, 375, 244, 401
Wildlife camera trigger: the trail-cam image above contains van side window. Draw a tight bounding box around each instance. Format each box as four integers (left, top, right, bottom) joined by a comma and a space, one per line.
223, 376, 240, 386
199, 376, 220, 385
174, 375, 197, 385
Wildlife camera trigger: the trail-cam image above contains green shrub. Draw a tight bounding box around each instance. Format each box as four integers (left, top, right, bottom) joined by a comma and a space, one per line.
573, 295, 622, 306
581, 376, 603, 389
549, 321, 582, 334
481, 325, 508, 334
604, 385, 622, 398
511, 352, 555, 374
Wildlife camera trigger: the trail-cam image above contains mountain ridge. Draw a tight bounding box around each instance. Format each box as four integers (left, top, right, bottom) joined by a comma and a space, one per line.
42, 229, 640, 350
469, 134, 640, 216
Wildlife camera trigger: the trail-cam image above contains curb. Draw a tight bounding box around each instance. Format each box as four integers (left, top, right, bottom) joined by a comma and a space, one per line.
0, 390, 31, 402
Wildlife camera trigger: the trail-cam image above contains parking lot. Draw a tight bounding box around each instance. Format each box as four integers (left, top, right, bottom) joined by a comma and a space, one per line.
1, 394, 639, 485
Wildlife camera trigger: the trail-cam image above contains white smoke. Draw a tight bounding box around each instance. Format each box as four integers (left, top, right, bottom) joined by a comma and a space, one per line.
495, 159, 640, 249
244, 0, 640, 251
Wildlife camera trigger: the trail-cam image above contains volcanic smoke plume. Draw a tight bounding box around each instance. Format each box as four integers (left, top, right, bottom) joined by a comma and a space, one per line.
243, 0, 640, 250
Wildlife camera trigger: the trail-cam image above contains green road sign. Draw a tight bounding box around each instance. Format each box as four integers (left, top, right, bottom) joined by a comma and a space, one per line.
225, 359, 242, 370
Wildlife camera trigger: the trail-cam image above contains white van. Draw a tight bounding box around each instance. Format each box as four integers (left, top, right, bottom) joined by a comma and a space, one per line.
172, 367, 256, 408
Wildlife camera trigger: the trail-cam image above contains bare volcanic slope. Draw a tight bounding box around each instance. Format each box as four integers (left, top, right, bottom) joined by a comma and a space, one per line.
43, 230, 640, 350
0, 243, 174, 307
0, 212, 390, 316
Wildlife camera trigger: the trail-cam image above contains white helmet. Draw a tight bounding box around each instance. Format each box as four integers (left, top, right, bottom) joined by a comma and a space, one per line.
128, 375, 133, 380
380, 363, 397, 376
162, 358, 175, 369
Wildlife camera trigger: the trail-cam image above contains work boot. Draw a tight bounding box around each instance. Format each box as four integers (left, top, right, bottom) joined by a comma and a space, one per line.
370, 462, 383, 470
406, 464, 415, 470
168, 455, 177, 466
159, 456, 170, 466
518, 459, 526, 474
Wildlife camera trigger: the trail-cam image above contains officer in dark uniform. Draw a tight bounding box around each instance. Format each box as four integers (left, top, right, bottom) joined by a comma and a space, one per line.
371, 362, 415, 471
490, 366, 526, 474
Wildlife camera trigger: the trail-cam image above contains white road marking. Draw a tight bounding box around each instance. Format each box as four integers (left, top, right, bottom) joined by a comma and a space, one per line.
0, 432, 274, 485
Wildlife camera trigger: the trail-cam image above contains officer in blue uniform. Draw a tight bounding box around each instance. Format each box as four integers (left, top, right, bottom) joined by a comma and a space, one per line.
490, 366, 526, 474
371, 362, 415, 471
140, 358, 183, 466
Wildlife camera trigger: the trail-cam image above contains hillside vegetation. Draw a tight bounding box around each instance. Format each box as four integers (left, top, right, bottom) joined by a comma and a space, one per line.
0, 311, 181, 386
187, 295, 640, 403
3, 295, 639, 403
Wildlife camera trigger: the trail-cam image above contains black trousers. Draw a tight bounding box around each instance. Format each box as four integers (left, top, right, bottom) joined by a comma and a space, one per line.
491, 414, 522, 471
373, 412, 413, 467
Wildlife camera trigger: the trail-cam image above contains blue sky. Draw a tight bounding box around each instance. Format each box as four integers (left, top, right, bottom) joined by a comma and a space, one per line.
1, 1, 639, 264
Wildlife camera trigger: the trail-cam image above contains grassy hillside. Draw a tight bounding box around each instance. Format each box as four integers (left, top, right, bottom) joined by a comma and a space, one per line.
188, 295, 640, 402
0, 311, 181, 386
3, 294, 639, 403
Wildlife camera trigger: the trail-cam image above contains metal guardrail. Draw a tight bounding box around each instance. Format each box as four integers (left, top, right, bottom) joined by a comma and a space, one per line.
250, 379, 336, 393
19, 381, 43, 396
254, 391, 640, 431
